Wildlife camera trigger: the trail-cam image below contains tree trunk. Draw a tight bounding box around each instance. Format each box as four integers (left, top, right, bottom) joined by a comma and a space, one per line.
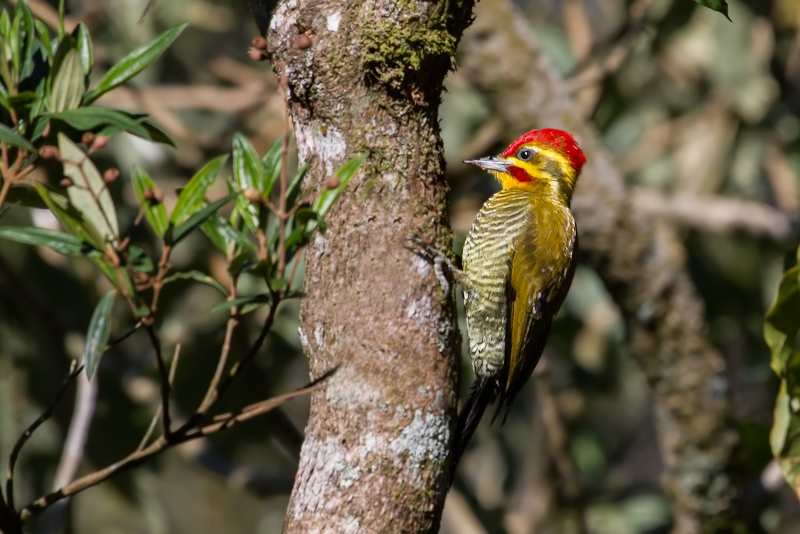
458, 1, 737, 532
266, 1, 473, 532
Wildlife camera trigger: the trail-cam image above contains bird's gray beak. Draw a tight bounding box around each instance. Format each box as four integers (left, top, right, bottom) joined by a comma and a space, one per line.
463, 157, 510, 173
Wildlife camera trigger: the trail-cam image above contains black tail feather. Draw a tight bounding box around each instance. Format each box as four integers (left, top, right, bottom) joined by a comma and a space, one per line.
450, 377, 499, 485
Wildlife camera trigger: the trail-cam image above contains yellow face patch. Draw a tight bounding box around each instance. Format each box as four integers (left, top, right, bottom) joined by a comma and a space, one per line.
492, 145, 578, 198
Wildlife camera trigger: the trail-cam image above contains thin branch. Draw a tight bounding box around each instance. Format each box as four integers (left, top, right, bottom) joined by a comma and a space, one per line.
106, 321, 143, 350
144, 326, 172, 439
277, 65, 290, 280
137, 344, 181, 451
630, 187, 798, 242
18, 371, 335, 524
197, 286, 239, 415
563, 0, 652, 94
5, 362, 82, 513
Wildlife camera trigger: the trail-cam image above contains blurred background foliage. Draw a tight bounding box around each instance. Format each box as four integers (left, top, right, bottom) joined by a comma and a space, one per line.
0, 0, 799, 533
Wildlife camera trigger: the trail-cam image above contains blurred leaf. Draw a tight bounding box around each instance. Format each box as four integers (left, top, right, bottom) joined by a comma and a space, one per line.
128, 246, 153, 272
15, 0, 34, 80
765, 266, 800, 376
83, 289, 116, 379
228, 249, 255, 277
171, 155, 228, 225
313, 153, 366, 217
83, 23, 188, 104
0, 226, 89, 255
0, 122, 35, 151
34, 20, 52, 61
46, 107, 149, 138
232, 133, 265, 232
5, 185, 47, 208
71, 23, 93, 77
262, 135, 283, 196
163, 270, 229, 296
97, 115, 174, 146
168, 192, 237, 245
201, 212, 256, 253
50, 47, 84, 111
286, 160, 310, 207
59, 132, 119, 247
91, 254, 134, 294
131, 167, 168, 237
693, 0, 731, 21
211, 293, 270, 314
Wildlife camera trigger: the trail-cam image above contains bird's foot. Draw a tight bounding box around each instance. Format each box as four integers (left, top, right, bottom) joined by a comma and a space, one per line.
405, 236, 465, 298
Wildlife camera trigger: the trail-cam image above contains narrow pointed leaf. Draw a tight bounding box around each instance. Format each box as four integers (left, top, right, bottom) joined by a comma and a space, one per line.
46, 107, 149, 138
262, 135, 283, 196
232, 133, 264, 232
35, 184, 105, 249
72, 23, 93, 76
131, 166, 168, 237
168, 192, 237, 245
211, 293, 270, 314
0, 123, 35, 151
765, 266, 800, 376
693, 0, 731, 21
163, 270, 229, 296
0, 226, 86, 255
314, 153, 366, 217
201, 212, 257, 253
171, 154, 228, 225
83, 289, 116, 378
83, 23, 187, 104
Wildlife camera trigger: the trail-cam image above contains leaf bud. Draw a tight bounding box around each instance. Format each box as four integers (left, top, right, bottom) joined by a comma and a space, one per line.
326, 176, 340, 189
152, 189, 164, 204
92, 135, 108, 150
251, 36, 267, 50
244, 187, 263, 204
141, 315, 155, 326
135, 272, 150, 284
143, 189, 155, 200
81, 132, 95, 145
295, 34, 312, 50
39, 145, 60, 160
103, 168, 120, 184
249, 48, 266, 61
59, 177, 73, 187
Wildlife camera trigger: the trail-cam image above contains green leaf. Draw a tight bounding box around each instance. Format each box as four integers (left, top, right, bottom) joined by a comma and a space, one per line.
211, 293, 270, 314
287, 160, 310, 207
168, 192, 237, 245
72, 23, 93, 77
201, 212, 256, 253
50, 47, 84, 111
46, 107, 149, 138
765, 266, 800, 376
163, 270, 228, 296
171, 155, 228, 225
0, 123, 35, 152
262, 135, 283, 196
693, 0, 731, 21
83, 289, 116, 379
128, 246, 153, 272
15, 0, 35, 80
83, 23, 188, 104
0, 226, 88, 255
314, 153, 366, 217
131, 167, 168, 237
34, 20, 52, 61
35, 184, 105, 249
232, 133, 265, 232
59, 132, 119, 247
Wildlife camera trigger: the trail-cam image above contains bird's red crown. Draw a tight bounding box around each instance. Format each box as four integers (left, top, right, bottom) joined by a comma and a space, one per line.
502, 128, 586, 172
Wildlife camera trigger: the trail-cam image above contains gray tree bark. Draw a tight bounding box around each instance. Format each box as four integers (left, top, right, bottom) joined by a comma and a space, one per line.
265, 0, 474, 532
458, 1, 737, 532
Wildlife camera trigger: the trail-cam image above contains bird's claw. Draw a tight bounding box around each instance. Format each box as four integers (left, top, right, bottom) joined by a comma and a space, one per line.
405, 236, 461, 298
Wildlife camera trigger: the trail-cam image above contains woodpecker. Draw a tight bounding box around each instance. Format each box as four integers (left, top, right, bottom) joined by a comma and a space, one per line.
443, 128, 586, 482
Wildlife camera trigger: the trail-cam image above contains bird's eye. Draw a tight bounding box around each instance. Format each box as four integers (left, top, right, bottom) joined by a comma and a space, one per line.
517, 148, 535, 161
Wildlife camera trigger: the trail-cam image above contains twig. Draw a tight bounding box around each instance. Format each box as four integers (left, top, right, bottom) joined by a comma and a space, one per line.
106, 321, 143, 350
137, 344, 181, 451
277, 65, 290, 280
197, 286, 239, 415
5, 362, 82, 513
18, 371, 335, 523
145, 326, 172, 439
630, 187, 798, 242
563, 0, 652, 94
